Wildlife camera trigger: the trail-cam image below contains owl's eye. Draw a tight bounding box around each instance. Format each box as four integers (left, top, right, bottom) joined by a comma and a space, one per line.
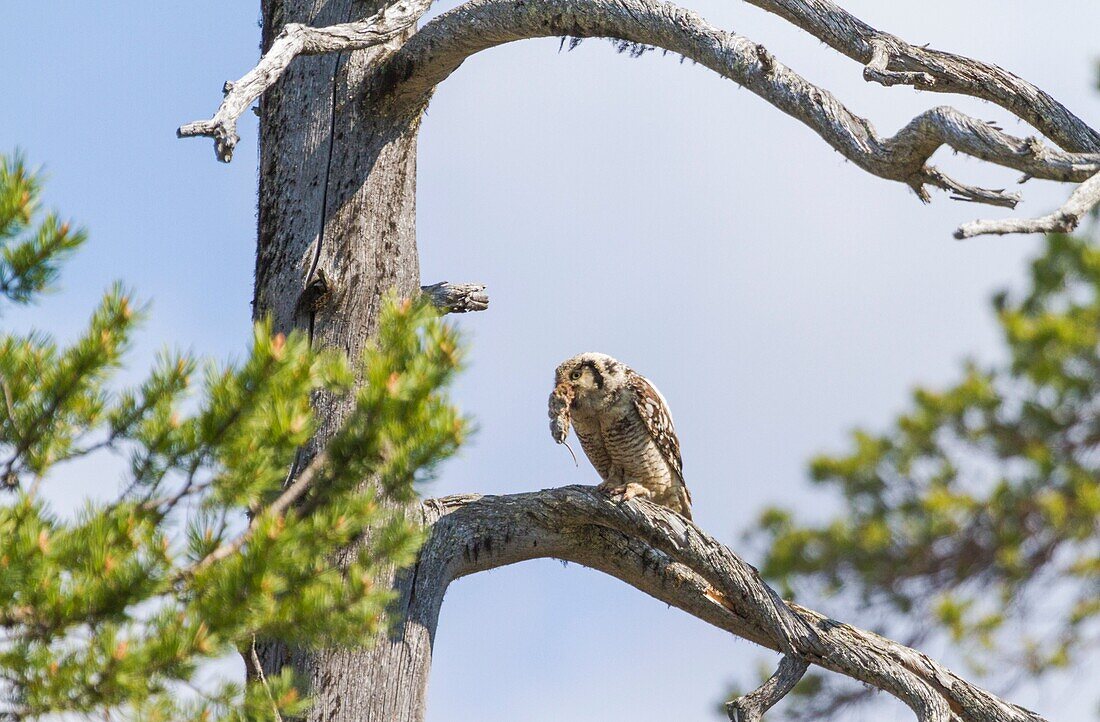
570, 370, 582, 380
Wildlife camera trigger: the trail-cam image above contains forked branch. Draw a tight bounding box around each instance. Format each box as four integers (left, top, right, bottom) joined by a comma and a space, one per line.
177, 0, 432, 161
387, 0, 1100, 216
738, 0, 1100, 154
418, 486, 1047, 722
956, 170, 1100, 239
181, 0, 1100, 234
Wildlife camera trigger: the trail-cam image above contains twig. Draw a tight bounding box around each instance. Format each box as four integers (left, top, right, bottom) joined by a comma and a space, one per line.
0, 381, 16, 428
420, 281, 489, 314
250, 635, 284, 722
726, 655, 810, 722
177, 0, 433, 162
863, 39, 935, 89
956, 170, 1100, 239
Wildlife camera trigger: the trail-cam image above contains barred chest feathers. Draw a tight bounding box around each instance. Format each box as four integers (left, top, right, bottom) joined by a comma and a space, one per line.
549, 353, 692, 520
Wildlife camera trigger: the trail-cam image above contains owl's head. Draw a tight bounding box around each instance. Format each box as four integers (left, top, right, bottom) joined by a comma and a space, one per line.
553, 352, 630, 408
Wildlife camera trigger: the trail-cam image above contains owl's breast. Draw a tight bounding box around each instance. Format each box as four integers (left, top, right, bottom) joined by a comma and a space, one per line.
600, 406, 674, 488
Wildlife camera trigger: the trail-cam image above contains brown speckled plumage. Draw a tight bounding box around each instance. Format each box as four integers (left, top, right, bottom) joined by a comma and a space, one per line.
549, 353, 692, 519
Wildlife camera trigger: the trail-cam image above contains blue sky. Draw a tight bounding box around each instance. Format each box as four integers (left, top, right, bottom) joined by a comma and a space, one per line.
2, 2, 1098, 720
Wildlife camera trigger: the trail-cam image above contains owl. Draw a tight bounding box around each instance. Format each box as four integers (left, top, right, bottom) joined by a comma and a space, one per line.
549, 352, 692, 520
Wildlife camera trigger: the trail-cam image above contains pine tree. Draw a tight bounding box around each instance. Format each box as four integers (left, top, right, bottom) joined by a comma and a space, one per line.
0, 153, 468, 721
750, 230, 1100, 717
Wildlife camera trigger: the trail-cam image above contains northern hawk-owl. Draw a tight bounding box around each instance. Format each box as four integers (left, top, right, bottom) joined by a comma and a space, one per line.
549, 352, 692, 519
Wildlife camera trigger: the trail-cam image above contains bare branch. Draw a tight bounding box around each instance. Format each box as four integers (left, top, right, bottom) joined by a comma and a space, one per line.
863, 39, 934, 90
739, 0, 1100, 154
180, 0, 1100, 234
246, 636, 285, 722
420, 281, 489, 313
726, 655, 809, 722
416, 486, 1047, 722
956, 170, 1100, 239
177, 0, 432, 162
384, 0, 1100, 211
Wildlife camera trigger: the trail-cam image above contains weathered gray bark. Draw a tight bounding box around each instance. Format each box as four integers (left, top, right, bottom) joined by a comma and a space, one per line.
252, 2, 431, 720
186, 0, 1100, 239
186, 0, 1099, 719
413, 486, 1048, 722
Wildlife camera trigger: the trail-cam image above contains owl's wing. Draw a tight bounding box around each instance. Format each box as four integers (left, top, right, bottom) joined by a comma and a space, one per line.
628, 372, 685, 485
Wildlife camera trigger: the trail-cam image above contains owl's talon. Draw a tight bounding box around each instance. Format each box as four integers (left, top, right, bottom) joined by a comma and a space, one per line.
608, 487, 628, 502
596, 481, 623, 500
598, 482, 651, 504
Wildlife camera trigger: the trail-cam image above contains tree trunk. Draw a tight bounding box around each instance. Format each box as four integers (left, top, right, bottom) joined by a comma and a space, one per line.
170, 2, 1100, 720
253, 1, 433, 719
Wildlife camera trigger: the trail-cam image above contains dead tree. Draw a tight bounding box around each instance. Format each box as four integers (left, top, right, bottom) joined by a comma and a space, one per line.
179, 0, 1097, 719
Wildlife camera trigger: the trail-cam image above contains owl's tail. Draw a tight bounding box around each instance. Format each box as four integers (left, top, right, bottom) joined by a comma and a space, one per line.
677, 484, 693, 521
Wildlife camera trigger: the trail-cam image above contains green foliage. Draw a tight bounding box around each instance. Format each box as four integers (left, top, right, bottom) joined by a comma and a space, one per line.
0, 155, 84, 306
0, 154, 468, 721
749, 232, 1100, 717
